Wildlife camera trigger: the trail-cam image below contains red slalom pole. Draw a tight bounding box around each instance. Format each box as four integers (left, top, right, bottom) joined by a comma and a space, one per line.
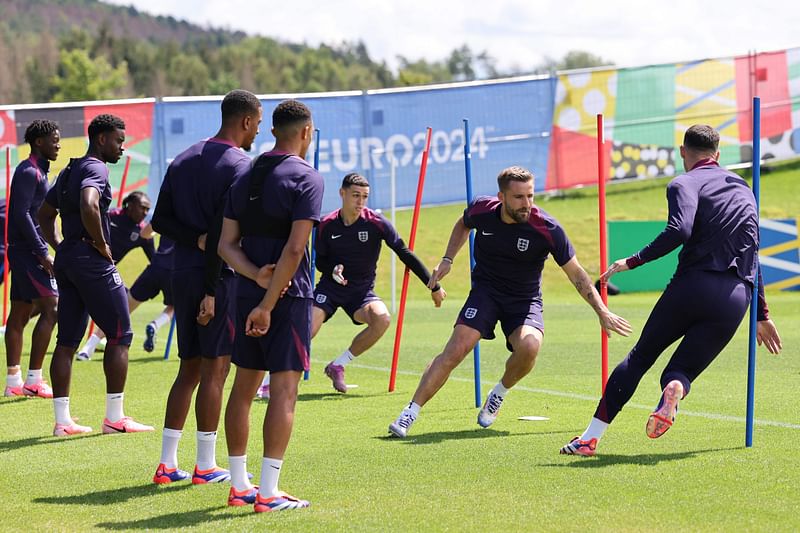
116, 155, 131, 208
3, 146, 10, 326
389, 127, 432, 392
597, 114, 609, 393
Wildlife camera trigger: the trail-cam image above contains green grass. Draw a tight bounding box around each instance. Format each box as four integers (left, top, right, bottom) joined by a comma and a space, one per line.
2, 164, 799, 531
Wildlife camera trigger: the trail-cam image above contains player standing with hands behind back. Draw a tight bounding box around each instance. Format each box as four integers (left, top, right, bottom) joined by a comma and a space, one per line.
219, 99, 323, 512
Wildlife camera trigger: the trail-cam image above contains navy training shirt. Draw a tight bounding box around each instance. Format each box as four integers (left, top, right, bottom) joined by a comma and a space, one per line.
156, 138, 252, 271
44, 156, 113, 263
108, 207, 155, 263
463, 196, 575, 299
150, 235, 175, 270
8, 155, 50, 256
628, 160, 759, 284
225, 151, 324, 299
315, 207, 405, 291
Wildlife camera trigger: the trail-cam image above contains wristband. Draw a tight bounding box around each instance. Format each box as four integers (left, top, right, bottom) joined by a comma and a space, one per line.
441, 256, 453, 264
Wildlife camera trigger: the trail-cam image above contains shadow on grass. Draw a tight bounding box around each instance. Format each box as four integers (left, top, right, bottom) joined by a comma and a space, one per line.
378, 427, 584, 445
541, 446, 742, 468
129, 355, 170, 364
377, 428, 512, 444
0, 431, 101, 453
0, 396, 29, 405
34, 482, 193, 505
297, 391, 385, 402
95, 505, 228, 530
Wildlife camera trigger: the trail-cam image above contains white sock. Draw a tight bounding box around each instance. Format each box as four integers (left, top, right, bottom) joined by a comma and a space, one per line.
229, 455, 253, 491
151, 312, 171, 330
492, 382, 510, 399
25, 368, 43, 385
160, 428, 182, 469
196, 431, 218, 470
261, 373, 270, 387
333, 349, 355, 368
83, 333, 102, 355
406, 401, 421, 417
259, 457, 283, 498
105, 393, 125, 422
579, 417, 609, 442
53, 397, 72, 425
6, 367, 23, 387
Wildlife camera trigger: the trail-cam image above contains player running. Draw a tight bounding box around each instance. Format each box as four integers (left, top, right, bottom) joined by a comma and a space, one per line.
560, 125, 782, 457
256, 172, 445, 399
4, 120, 60, 399
38, 114, 153, 436
388, 166, 631, 438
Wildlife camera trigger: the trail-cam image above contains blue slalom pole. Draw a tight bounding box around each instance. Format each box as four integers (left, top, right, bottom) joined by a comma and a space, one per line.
746, 97, 761, 447
463, 119, 482, 408
305, 128, 320, 381
163, 315, 176, 360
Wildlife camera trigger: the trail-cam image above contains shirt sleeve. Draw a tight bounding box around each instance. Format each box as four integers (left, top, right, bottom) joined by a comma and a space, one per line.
80, 161, 108, 193
462, 198, 481, 229
9, 167, 48, 256
292, 171, 324, 223
628, 179, 698, 268
151, 170, 203, 247
141, 236, 156, 261
380, 214, 439, 290
547, 222, 576, 266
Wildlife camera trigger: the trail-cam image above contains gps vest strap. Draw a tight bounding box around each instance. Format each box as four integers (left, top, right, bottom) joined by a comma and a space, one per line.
240, 154, 292, 238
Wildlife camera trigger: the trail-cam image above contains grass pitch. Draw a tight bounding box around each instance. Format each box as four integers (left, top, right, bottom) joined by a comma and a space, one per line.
1, 163, 798, 531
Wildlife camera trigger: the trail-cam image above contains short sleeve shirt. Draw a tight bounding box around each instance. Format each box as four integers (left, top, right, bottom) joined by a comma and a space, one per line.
463, 196, 575, 299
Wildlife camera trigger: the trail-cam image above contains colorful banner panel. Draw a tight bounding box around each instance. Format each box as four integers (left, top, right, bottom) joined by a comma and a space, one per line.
609, 220, 800, 293
2, 47, 799, 205
1, 101, 154, 203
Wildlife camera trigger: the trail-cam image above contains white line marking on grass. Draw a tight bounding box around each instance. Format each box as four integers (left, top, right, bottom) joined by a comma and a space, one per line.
349, 363, 800, 430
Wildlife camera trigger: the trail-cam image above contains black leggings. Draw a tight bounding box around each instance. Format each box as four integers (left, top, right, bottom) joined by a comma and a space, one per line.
595, 270, 751, 423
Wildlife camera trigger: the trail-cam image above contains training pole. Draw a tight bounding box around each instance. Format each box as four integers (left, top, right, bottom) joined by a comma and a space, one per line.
463, 119, 482, 407
597, 115, 609, 392
305, 128, 320, 381
117, 155, 131, 207
3, 146, 10, 326
388, 127, 432, 392
163, 316, 176, 360
746, 97, 761, 447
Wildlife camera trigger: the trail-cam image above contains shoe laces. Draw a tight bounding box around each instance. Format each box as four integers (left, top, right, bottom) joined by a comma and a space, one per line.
397, 411, 415, 429
484, 393, 503, 415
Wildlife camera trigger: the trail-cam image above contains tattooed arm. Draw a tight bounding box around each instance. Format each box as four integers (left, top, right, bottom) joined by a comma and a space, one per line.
560, 256, 632, 338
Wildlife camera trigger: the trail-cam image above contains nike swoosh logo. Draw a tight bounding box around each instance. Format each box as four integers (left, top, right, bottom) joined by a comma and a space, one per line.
481, 231, 494, 236
103, 423, 126, 433
110, 222, 117, 227
249, 196, 259, 201
331, 234, 342, 239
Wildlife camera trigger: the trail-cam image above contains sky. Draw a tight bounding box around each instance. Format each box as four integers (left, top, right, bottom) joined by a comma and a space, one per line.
103, 0, 799, 73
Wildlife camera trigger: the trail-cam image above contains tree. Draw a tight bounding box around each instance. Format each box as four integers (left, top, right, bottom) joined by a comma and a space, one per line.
50, 49, 129, 102
533, 50, 614, 74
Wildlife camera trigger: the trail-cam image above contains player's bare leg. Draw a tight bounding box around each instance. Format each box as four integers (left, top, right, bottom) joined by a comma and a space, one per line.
225, 366, 263, 492
324, 300, 391, 392
389, 325, 481, 437
478, 325, 542, 428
